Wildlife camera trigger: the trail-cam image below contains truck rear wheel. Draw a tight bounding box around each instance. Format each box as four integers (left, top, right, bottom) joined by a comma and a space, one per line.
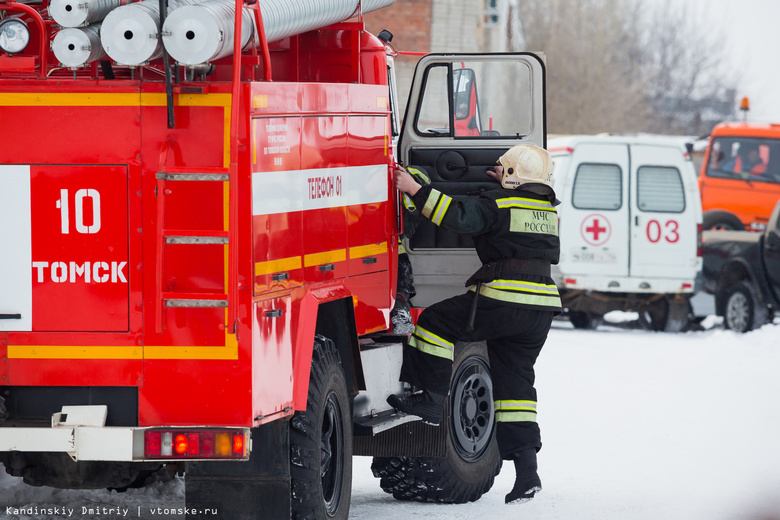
723, 281, 769, 333
371, 342, 501, 503
703, 210, 744, 231
290, 335, 352, 520
568, 311, 601, 330
638, 297, 690, 332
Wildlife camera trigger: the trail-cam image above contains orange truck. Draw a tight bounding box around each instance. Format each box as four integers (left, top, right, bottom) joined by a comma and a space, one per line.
698, 121, 780, 231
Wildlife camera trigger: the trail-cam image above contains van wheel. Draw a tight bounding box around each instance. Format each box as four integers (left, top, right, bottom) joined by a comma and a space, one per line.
638, 297, 690, 332
371, 342, 501, 503
703, 211, 744, 231
723, 282, 769, 333
568, 311, 601, 330
290, 335, 352, 520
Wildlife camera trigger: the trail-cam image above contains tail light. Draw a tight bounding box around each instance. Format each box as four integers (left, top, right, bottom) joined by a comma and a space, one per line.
144, 429, 248, 459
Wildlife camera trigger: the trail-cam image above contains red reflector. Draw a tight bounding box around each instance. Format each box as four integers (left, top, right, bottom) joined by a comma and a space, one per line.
682, 283, 693, 289
233, 434, 244, 454
564, 278, 577, 285
174, 434, 188, 455
188, 433, 199, 455
200, 431, 215, 456
145, 431, 161, 457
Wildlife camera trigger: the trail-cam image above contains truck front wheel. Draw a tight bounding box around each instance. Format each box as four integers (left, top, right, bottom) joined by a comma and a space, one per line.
290, 335, 352, 520
371, 342, 501, 503
723, 281, 769, 333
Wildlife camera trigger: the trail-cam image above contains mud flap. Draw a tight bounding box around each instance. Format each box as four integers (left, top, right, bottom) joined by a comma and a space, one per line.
185, 420, 291, 520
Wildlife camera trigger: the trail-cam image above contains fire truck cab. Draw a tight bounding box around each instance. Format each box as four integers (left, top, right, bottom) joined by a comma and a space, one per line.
0, 0, 547, 517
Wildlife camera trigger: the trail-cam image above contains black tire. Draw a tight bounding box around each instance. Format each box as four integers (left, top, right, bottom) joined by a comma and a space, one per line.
371, 342, 501, 503
703, 210, 744, 231
723, 281, 769, 333
290, 335, 352, 520
568, 311, 601, 330
638, 297, 690, 332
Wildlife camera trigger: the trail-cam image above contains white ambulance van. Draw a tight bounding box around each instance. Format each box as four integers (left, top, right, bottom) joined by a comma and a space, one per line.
548, 135, 703, 331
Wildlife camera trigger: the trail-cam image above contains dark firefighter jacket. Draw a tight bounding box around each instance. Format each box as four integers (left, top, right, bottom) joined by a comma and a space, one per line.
409, 182, 562, 313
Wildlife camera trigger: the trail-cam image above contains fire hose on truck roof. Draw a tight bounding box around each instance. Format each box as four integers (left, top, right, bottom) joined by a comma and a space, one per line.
50, 0, 397, 67
162, 0, 397, 66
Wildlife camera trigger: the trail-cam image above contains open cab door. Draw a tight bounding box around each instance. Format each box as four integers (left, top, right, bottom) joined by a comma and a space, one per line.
398, 53, 547, 306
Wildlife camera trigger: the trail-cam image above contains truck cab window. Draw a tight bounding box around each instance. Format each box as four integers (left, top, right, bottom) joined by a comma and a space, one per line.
416, 65, 450, 136
707, 137, 780, 184
414, 60, 534, 139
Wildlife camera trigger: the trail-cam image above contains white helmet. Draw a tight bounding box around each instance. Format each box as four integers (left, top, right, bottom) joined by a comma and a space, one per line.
497, 144, 553, 189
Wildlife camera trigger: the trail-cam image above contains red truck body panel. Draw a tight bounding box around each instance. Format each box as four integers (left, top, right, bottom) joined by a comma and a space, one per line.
0, 27, 397, 429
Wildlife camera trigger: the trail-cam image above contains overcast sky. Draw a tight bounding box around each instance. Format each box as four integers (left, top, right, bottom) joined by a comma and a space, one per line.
688, 0, 780, 122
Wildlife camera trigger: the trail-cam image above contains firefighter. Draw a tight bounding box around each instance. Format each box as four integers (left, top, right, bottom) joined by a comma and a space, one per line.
386, 143, 561, 505
391, 165, 431, 334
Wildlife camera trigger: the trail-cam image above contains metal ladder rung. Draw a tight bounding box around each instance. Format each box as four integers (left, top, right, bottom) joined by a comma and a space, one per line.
163, 292, 228, 308
163, 229, 229, 245
165, 236, 229, 244
156, 172, 230, 181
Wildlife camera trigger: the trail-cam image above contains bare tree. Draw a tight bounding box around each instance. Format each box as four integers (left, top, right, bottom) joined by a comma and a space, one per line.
514, 0, 737, 135
638, 0, 737, 135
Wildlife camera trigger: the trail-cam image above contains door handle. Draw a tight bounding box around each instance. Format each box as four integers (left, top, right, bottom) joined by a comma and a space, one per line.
0, 314, 21, 320
264, 309, 284, 318
318, 264, 335, 272
362, 257, 378, 264
272, 272, 290, 281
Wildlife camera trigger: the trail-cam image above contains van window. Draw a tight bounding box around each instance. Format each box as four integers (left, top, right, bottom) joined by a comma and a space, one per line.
572, 163, 622, 210
637, 166, 685, 213
706, 137, 780, 184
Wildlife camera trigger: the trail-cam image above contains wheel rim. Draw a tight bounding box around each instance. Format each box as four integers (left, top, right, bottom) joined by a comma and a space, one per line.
726, 292, 749, 331
450, 355, 494, 461
320, 392, 344, 516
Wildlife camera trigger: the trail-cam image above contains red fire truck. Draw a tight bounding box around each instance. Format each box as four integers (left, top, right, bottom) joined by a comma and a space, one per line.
0, 0, 547, 517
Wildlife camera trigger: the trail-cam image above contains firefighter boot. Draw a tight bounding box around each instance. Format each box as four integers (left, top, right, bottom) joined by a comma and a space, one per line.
390, 295, 414, 335
505, 448, 542, 504
387, 390, 446, 426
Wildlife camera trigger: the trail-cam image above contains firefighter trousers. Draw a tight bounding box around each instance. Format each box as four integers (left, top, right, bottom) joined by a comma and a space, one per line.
399, 291, 554, 459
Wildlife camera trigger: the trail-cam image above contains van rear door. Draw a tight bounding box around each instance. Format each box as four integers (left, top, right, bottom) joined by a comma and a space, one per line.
629, 143, 700, 281
553, 142, 630, 280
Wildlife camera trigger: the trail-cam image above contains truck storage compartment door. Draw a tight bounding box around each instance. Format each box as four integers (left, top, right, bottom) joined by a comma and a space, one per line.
629, 144, 700, 280
1, 164, 129, 332
556, 143, 630, 279
397, 53, 546, 306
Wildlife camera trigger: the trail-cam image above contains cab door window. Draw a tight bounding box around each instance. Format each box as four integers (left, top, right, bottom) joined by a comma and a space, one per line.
413, 60, 534, 139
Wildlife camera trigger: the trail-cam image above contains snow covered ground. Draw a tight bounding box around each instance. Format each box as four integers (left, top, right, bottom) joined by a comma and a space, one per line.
3, 313, 780, 520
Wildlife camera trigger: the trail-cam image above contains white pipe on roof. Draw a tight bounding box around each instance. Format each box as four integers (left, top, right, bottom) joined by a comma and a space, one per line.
162, 0, 398, 66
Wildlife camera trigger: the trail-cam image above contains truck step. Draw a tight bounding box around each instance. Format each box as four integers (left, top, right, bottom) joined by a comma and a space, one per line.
354, 408, 421, 434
